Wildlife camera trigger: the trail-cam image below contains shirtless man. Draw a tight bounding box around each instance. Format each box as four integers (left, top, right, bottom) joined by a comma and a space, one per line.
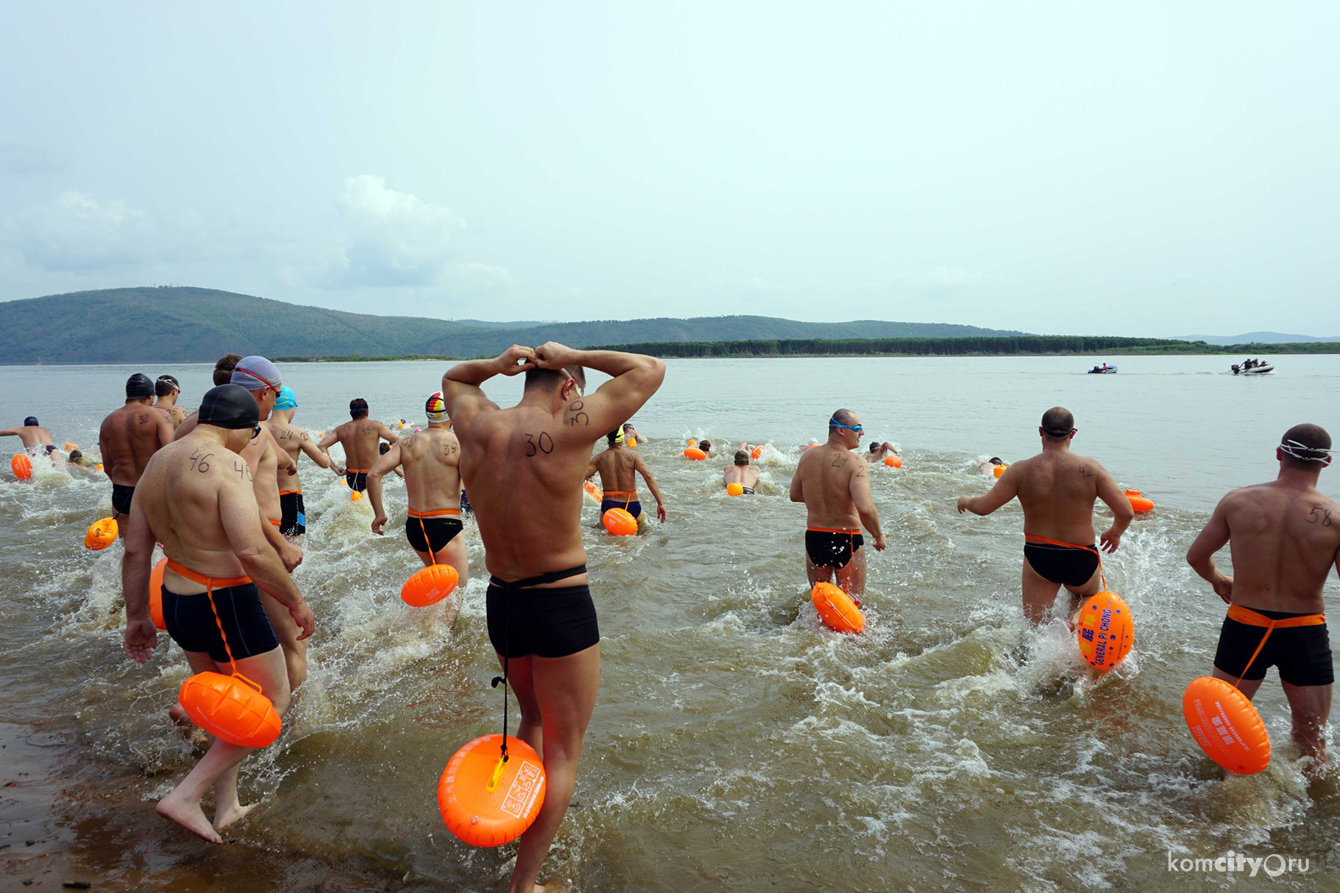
319, 399, 399, 492
268, 386, 333, 543
1, 417, 58, 462
790, 409, 887, 595
442, 342, 665, 893
175, 357, 306, 689
154, 375, 189, 429
585, 427, 667, 523
368, 392, 469, 612
868, 441, 900, 464
956, 407, 1133, 626
725, 450, 761, 494
99, 374, 174, 531
1186, 424, 1340, 775
121, 384, 314, 843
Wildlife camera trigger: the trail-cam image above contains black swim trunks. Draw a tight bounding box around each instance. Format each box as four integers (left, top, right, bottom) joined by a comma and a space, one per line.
805, 528, 863, 569
741, 487, 755, 495
43, 444, 57, 454
1214, 610, 1334, 687
486, 565, 599, 659
111, 484, 135, 516
406, 515, 463, 554
279, 491, 305, 536
346, 469, 369, 492
1024, 540, 1099, 587
162, 582, 279, 664
600, 497, 642, 519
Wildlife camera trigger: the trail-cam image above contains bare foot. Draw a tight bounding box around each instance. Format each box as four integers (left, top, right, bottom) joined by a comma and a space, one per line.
213, 800, 256, 832
157, 793, 223, 843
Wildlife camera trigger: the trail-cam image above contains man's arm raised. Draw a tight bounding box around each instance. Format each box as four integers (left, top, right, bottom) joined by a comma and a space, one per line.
441, 345, 532, 425
219, 477, 314, 639
533, 342, 665, 436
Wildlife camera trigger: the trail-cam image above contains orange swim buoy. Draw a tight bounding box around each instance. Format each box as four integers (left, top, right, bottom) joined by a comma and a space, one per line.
603, 507, 638, 536
439, 734, 546, 847
64, 442, 78, 451
726, 483, 744, 497
401, 564, 460, 607
684, 448, 707, 460
1125, 489, 1154, 513
884, 455, 902, 468
687, 438, 698, 448
750, 446, 763, 460
178, 671, 282, 748
351, 490, 363, 501
84, 517, 118, 550
1183, 676, 1270, 774
149, 558, 167, 630
11, 454, 33, 480
94, 463, 104, 473
993, 464, 1006, 478
583, 479, 603, 503
811, 582, 864, 634
1075, 591, 1133, 671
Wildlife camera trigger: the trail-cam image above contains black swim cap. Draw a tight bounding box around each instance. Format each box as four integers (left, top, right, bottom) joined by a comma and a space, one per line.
126, 373, 155, 399
198, 384, 260, 430
24, 416, 38, 427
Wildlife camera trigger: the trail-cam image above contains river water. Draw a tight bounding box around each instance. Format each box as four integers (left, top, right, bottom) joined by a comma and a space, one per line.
1, 355, 1338, 891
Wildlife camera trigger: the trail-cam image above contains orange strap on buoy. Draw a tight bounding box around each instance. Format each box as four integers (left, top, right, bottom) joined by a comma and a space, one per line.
1224, 605, 1325, 687
1024, 534, 1108, 590
401, 509, 462, 606
602, 490, 636, 509
166, 560, 257, 683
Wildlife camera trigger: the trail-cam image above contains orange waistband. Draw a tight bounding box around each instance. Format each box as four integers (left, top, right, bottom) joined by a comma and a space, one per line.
602, 490, 636, 497
1227, 604, 1325, 628
408, 508, 461, 518
347, 467, 370, 474
268, 518, 281, 526
808, 526, 860, 535
1024, 534, 1099, 555
280, 489, 302, 496
165, 559, 252, 589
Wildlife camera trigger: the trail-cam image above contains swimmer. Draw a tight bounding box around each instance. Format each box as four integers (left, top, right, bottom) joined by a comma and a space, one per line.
98, 374, 174, 533
212, 354, 242, 386
956, 407, 1133, 626
1, 416, 57, 455
790, 410, 887, 595
267, 386, 335, 544
978, 456, 1006, 476
318, 399, 400, 492
154, 375, 189, 429
66, 449, 96, 472
121, 384, 314, 843
868, 441, 900, 464
175, 357, 306, 689
622, 422, 643, 444
368, 392, 469, 613
697, 440, 713, 457
585, 427, 667, 523
1186, 424, 1340, 777
724, 450, 760, 494
441, 342, 664, 893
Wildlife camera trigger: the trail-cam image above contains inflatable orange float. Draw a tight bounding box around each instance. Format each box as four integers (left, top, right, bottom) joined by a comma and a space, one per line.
603, 507, 638, 536
178, 671, 282, 748
84, 517, 118, 550
149, 558, 167, 630
726, 483, 744, 497
1125, 489, 1154, 513
993, 464, 1006, 478
884, 455, 902, 468
439, 734, 546, 847
1183, 676, 1270, 774
686, 438, 698, 448
750, 446, 764, 460
811, 582, 864, 634
684, 448, 707, 460
11, 454, 33, 480
401, 564, 460, 607
583, 479, 603, 503
1075, 591, 1134, 670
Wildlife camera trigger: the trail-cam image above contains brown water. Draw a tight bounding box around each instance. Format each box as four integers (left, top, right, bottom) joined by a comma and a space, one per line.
2, 356, 1338, 891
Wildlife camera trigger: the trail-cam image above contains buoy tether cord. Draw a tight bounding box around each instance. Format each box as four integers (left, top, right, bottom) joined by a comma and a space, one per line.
166, 559, 262, 693
1024, 535, 1109, 592
1225, 606, 1325, 689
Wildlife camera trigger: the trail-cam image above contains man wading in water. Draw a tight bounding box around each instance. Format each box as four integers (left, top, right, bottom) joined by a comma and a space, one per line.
442, 342, 664, 893
956, 406, 1133, 626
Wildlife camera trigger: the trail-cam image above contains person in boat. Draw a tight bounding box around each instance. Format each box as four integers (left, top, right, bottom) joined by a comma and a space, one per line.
1186, 424, 1339, 777
956, 407, 1133, 626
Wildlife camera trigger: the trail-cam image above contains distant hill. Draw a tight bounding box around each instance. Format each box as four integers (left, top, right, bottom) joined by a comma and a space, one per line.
1177, 332, 1340, 345
0, 286, 1030, 364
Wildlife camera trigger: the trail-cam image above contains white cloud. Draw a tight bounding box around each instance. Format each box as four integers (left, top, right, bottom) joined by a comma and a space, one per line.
7, 191, 161, 272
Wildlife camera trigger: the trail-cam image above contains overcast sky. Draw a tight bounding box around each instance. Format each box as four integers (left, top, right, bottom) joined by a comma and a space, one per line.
1, 3, 1336, 337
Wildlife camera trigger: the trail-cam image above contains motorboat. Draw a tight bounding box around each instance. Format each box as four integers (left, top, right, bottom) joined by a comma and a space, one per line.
1087, 365, 1117, 374
1231, 362, 1274, 375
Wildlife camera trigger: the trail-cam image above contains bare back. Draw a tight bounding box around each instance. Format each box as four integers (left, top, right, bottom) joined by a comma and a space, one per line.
398, 427, 462, 513
5, 426, 54, 450
724, 464, 760, 488
269, 417, 319, 491
1011, 450, 1121, 544
99, 403, 173, 487
1218, 482, 1340, 614
791, 444, 869, 528
334, 418, 395, 470
593, 447, 638, 493
155, 399, 189, 430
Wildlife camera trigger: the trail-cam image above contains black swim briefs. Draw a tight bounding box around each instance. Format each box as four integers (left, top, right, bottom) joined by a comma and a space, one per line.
486, 579, 600, 659
43, 444, 57, 454
406, 515, 463, 554
279, 491, 306, 536
1214, 611, 1334, 687
111, 484, 135, 516
600, 497, 642, 519
162, 582, 279, 664
741, 487, 755, 495
805, 529, 863, 569
346, 470, 368, 492
1024, 541, 1099, 587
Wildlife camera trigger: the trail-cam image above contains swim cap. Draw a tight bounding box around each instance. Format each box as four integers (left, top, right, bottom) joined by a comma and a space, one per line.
198, 384, 260, 430
23, 416, 38, 427
274, 385, 298, 411
125, 373, 155, 399
231, 356, 282, 392
425, 392, 447, 422
607, 428, 625, 445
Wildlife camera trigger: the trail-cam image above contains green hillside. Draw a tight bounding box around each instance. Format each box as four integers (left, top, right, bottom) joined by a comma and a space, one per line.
0, 286, 1029, 364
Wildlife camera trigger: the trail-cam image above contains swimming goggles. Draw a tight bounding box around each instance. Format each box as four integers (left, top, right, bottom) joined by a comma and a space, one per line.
829, 417, 863, 434
232, 367, 281, 395
1280, 439, 1334, 461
